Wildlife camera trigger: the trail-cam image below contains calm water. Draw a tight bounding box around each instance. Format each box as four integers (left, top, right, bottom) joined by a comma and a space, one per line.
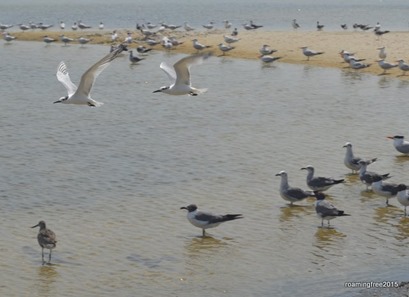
1, 38, 409, 296
1, 0, 409, 32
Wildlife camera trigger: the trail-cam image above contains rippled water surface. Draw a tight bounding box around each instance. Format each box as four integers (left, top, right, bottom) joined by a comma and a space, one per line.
1, 40, 409, 297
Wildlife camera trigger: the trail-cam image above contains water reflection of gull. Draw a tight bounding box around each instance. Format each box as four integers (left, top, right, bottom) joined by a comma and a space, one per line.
279, 204, 314, 223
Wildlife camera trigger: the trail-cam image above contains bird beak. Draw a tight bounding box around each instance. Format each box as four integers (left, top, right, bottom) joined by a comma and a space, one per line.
275, 173, 281, 176
180, 206, 187, 210
153, 89, 161, 93
300, 167, 306, 170
386, 136, 394, 139
53, 100, 62, 104
31, 224, 39, 228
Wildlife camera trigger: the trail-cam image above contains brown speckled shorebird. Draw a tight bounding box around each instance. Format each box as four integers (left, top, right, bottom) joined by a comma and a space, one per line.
31, 221, 57, 265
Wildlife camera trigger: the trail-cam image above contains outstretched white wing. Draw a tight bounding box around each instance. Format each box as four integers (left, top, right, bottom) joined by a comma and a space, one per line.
173, 53, 211, 86
56, 61, 77, 97
76, 44, 127, 97
159, 62, 176, 81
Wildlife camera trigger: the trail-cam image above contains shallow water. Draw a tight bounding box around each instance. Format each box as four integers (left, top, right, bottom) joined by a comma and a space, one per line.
1, 40, 409, 296
1, 0, 409, 32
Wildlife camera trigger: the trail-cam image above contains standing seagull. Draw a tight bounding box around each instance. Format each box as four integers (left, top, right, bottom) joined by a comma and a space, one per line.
372, 175, 405, 205
292, 19, 300, 30
358, 160, 390, 191
316, 21, 324, 31
377, 59, 398, 75
54, 44, 127, 107
218, 43, 235, 56
343, 142, 377, 174
387, 135, 409, 154
300, 46, 324, 61
397, 185, 409, 216
192, 38, 211, 52
396, 59, 409, 76
377, 47, 387, 59
31, 221, 57, 265
301, 165, 344, 192
276, 171, 315, 205
129, 50, 144, 64
180, 204, 242, 237
314, 192, 350, 228
153, 52, 211, 96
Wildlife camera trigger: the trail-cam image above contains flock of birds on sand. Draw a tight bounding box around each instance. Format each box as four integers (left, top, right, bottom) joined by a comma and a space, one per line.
2, 19, 408, 264
3, 19, 408, 74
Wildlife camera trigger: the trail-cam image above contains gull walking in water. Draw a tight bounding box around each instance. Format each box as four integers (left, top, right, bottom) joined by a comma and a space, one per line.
358, 160, 390, 191
387, 135, 409, 154
301, 165, 344, 192
316, 21, 324, 31
343, 142, 377, 174
31, 221, 57, 265
276, 171, 315, 205
300, 46, 324, 61
314, 192, 350, 228
377, 59, 398, 75
180, 204, 243, 237
153, 52, 211, 96
397, 185, 409, 216
54, 44, 127, 107
372, 175, 405, 205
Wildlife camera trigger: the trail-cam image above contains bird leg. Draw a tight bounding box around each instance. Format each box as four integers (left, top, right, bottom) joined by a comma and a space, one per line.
41, 248, 45, 265
202, 229, 206, 237
48, 250, 52, 264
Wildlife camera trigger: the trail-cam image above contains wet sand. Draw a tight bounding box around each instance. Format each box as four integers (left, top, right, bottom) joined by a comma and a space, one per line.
7, 28, 409, 79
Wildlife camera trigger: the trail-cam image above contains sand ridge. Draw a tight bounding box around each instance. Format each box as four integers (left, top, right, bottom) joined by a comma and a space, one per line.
6, 28, 409, 79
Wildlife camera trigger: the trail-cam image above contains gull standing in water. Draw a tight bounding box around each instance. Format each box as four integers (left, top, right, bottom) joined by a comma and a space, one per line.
387, 135, 409, 154
372, 175, 405, 205
153, 52, 211, 96
54, 44, 127, 107
314, 192, 350, 228
397, 185, 409, 216
343, 142, 377, 174
300, 46, 324, 61
180, 204, 242, 237
301, 165, 344, 192
358, 160, 390, 191
31, 221, 57, 265
276, 171, 315, 205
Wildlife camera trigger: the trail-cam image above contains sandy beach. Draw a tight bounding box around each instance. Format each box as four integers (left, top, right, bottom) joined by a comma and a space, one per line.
7, 28, 409, 79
